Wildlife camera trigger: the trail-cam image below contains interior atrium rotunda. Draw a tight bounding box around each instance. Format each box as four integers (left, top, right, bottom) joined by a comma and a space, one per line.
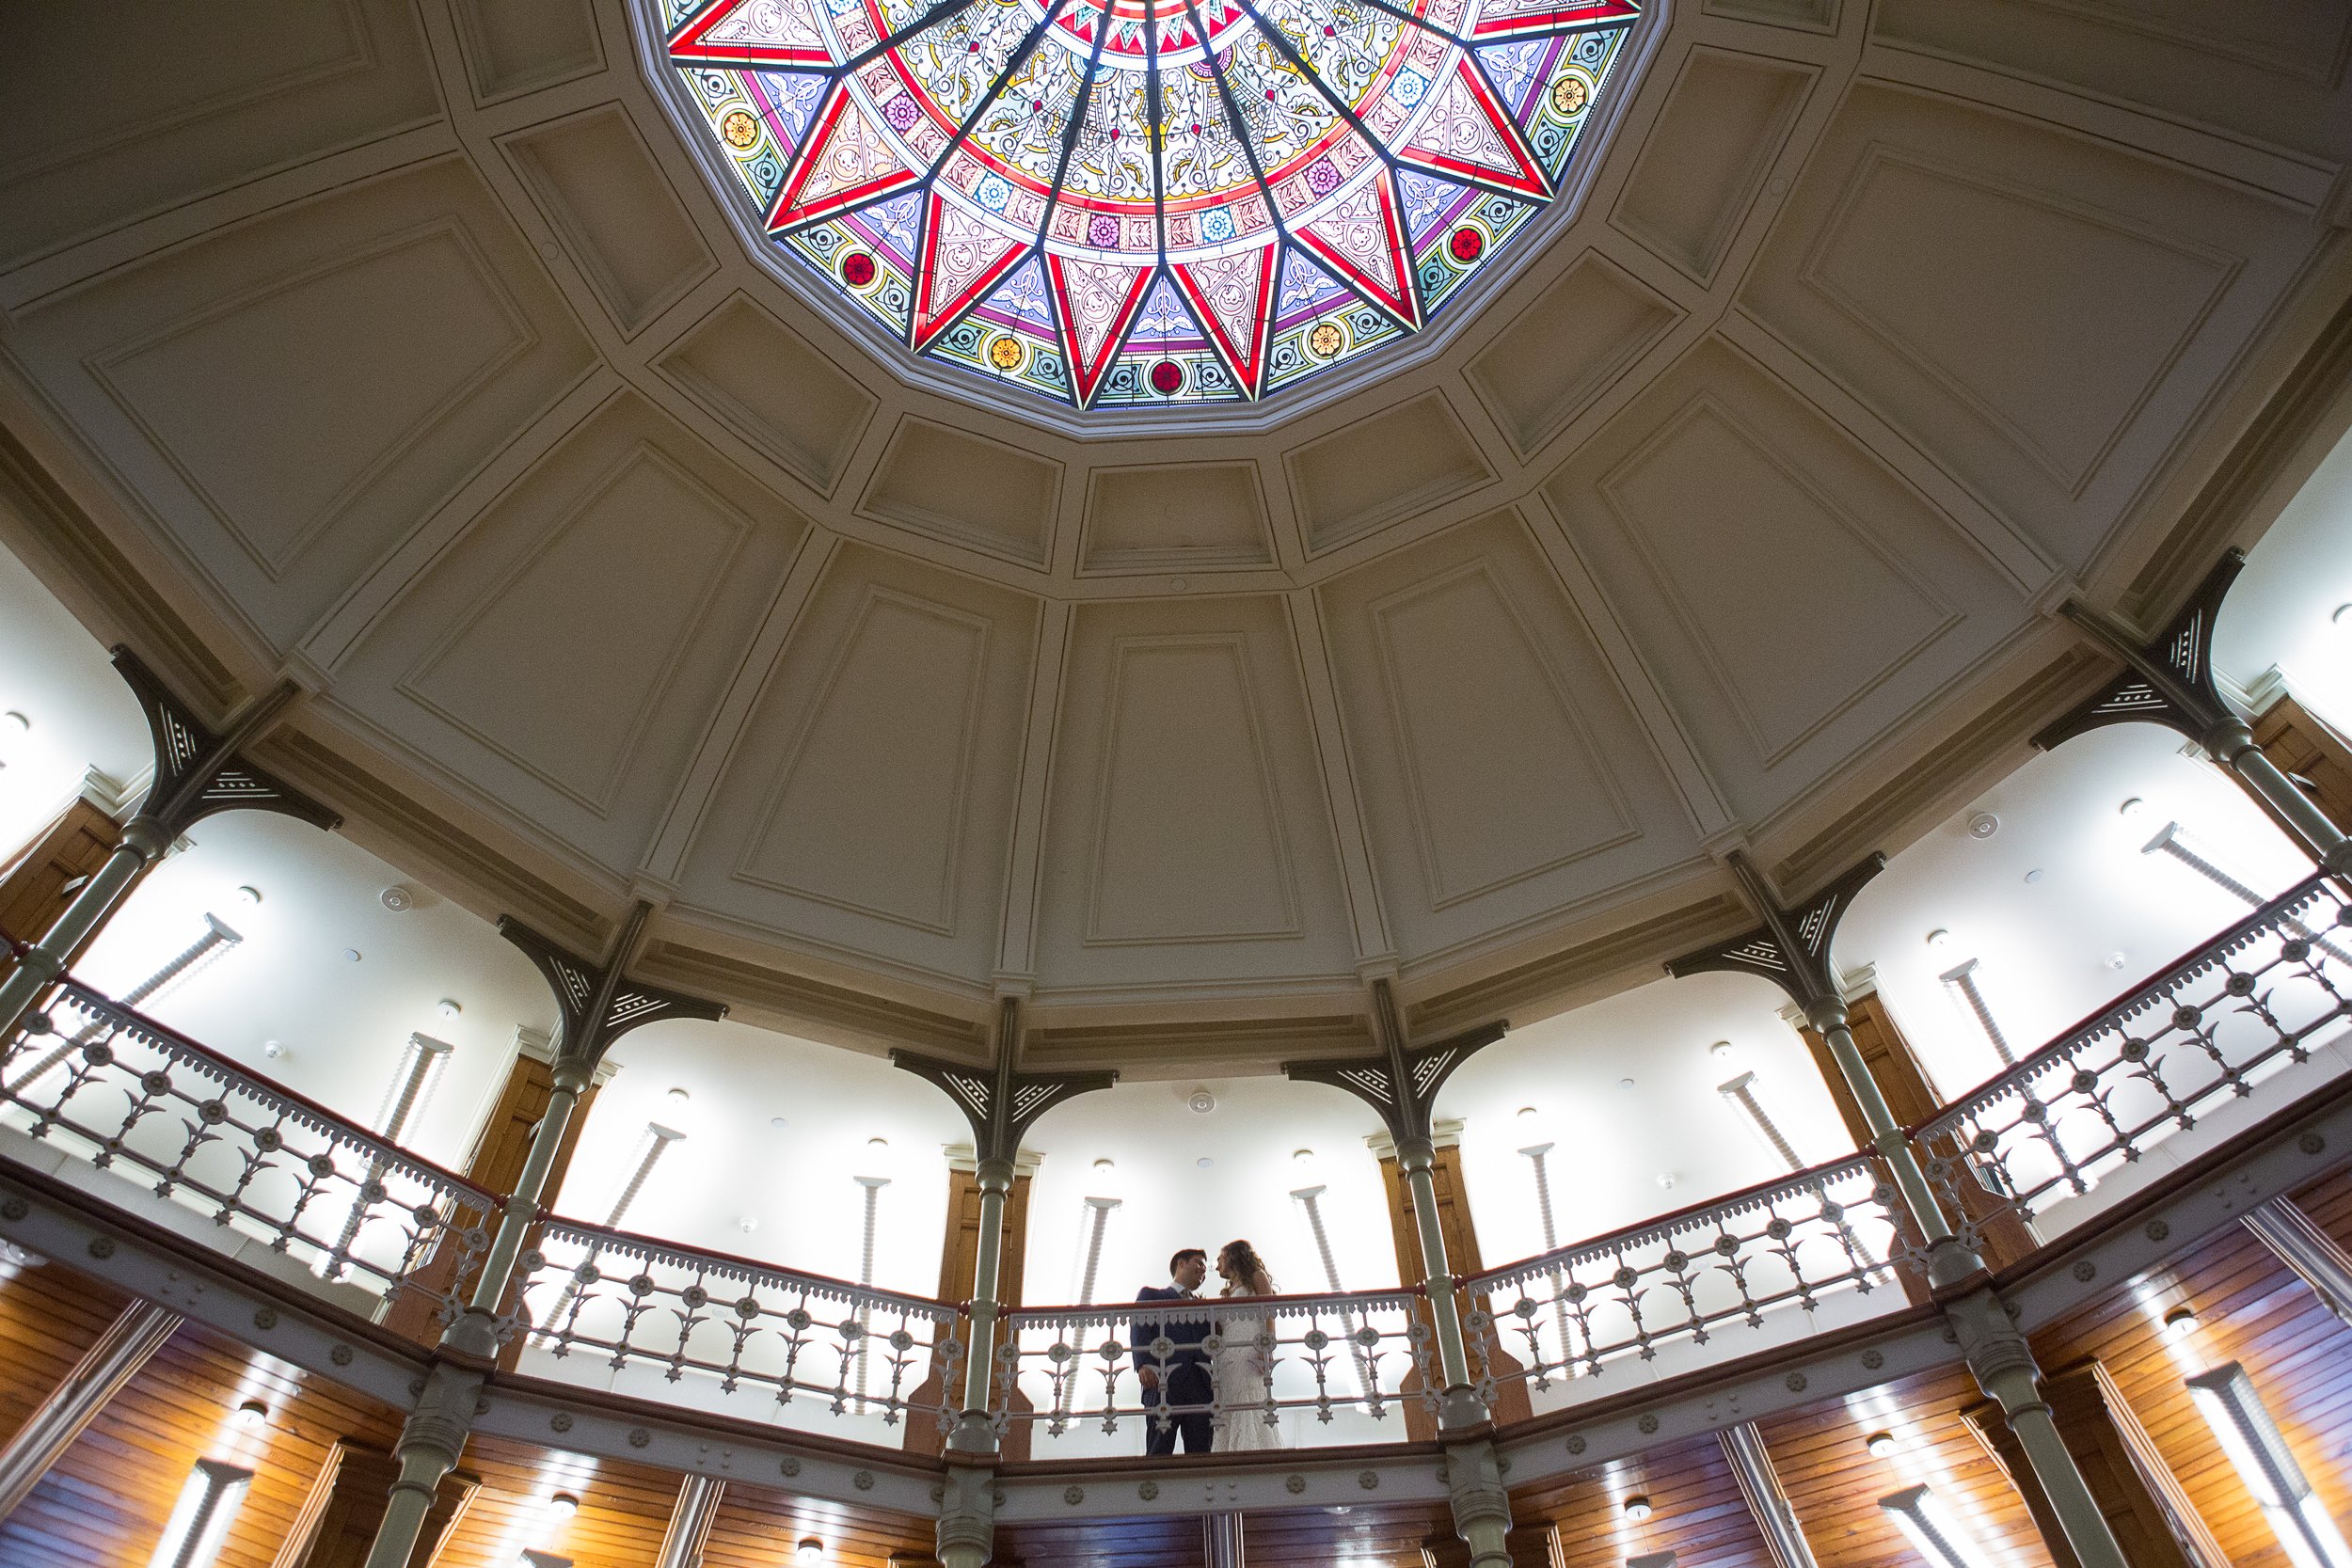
3, 4, 2352, 1568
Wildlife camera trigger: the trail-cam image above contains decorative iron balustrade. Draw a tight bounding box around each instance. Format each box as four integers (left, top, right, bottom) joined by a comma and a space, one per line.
995, 1287, 1436, 1445
0, 978, 498, 1323
1914, 874, 2352, 1240
1462, 1154, 1904, 1387
512, 1218, 966, 1433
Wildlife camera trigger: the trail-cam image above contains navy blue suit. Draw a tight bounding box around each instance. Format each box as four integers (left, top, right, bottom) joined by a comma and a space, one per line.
1133, 1285, 1212, 1454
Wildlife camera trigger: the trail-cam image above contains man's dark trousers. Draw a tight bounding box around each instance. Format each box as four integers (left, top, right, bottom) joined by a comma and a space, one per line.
1134, 1285, 1212, 1454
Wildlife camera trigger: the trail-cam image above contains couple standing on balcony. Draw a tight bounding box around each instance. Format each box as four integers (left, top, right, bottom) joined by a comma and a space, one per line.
1133, 1240, 1285, 1455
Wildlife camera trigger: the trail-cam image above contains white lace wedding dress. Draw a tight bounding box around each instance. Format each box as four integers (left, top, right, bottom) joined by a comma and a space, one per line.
1210, 1312, 1284, 1451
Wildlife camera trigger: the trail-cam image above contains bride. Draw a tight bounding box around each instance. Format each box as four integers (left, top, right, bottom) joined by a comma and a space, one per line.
1210, 1240, 1284, 1451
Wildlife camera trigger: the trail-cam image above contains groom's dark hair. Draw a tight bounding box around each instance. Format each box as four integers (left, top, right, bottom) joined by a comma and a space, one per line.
1169, 1247, 1207, 1274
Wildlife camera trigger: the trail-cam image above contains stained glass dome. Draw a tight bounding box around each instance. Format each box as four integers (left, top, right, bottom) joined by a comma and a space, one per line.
654, 0, 1636, 409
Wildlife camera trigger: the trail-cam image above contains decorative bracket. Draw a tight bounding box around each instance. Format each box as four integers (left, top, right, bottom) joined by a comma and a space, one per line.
1283, 979, 1506, 1148
114, 648, 339, 836
1666, 851, 1884, 1015
499, 909, 724, 1075
892, 999, 1115, 1165
2036, 549, 2243, 752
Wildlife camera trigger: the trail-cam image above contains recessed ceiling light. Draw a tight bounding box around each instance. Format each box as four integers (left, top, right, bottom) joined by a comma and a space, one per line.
1926, 928, 1951, 950
437, 998, 462, 1020
262, 1040, 286, 1059
769, 1116, 789, 1130
2120, 797, 2146, 819
549, 1493, 580, 1521
1516, 1104, 1539, 1118
1, 711, 27, 732
797, 1540, 824, 1565
2163, 1305, 2199, 1340
1196, 1156, 1214, 1168
1094, 1157, 1117, 1171
667, 1086, 691, 1104
2333, 603, 2352, 627
1623, 1495, 1653, 1522
1291, 1148, 1313, 1164
2024, 868, 2043, 883
1655, 1172, 1676, 1190
1619, 1076, 1636, 1091
2106, 951, 2128, 971
738, 1216, 759, 1234
1709, 1040, 1734, 1061
234, 1400, 268, 1432
342, 948, 362, 963
1867, 1431, 1898, 1458
233, 885, 262, 908
866, 1135, 888, 1150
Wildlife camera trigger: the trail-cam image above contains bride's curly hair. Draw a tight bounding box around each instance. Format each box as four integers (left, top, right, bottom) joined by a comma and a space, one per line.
1218, 1239, 1275, 1296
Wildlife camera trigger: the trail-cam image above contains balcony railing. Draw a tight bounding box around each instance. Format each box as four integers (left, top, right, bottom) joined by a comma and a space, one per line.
510, 1218, 965, 1434
993, 1286, 1436, 1449
3, 875, 2349, 1458
1915, 874, 2352, 1243
1461, 1152, 1903, 1392
0, 978, 499, 1324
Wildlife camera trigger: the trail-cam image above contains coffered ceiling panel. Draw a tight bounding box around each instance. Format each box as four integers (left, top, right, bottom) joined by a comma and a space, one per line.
499, 105, 716, 336
448, 0, 608, 104
331, 392, 807, 870
676, 543, 1040, 991
1080, 462, 1275, 576
1033, 596, 1358, 998
0, 0, 440, 268
1287, 391, 1495, 556
1466, 251, 1680, 460
653, 293, 877, 498
1545, 339, 2034, 825
1873, 0, 2352, 164
1313, 510, 1702, 966
1, 160, 597, 647
1609, 46, 1817, 287
1740, 83, 2323, 573
860, 418, 1062, 567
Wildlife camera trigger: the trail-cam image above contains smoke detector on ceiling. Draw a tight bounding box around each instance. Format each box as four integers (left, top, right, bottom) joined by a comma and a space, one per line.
1187, 1088, 1216, 1115
380, 885, 415, 912
1967, 812, 2000, 839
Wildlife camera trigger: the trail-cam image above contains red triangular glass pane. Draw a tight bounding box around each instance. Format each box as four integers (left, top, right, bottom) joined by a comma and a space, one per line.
911, 192, 1033, 351
1295, 173, 1419, 330
1397, 56, 1549, 200
766, 87, 923, 230
1465, 0, 1637, 42
669, 0, 832, 70
1171, 243, 1279, 399
1046, 252, 1155, 406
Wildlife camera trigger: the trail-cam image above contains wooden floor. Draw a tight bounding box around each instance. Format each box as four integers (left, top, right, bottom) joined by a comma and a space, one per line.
0, 1169, 2344, 1566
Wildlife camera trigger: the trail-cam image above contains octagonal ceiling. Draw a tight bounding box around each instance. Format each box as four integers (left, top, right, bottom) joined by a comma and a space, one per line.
2, 0, 2349, 1068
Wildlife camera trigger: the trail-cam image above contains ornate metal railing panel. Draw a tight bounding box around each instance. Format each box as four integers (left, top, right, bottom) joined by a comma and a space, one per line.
994, 1287, 1436, 1444
1461, 1154, 1903, 1386
513, 1219, 965, 1433
0, 979, 498, 1322
1915, 875, 2352, 1240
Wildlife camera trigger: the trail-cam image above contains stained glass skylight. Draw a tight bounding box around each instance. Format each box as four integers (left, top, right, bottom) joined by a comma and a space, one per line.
654, 0, 1636, 409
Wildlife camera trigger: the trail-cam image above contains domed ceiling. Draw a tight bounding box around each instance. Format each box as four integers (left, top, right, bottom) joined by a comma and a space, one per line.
0, 0, 2347, 1066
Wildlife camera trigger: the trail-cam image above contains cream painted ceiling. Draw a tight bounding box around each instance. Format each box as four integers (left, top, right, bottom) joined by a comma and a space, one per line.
3, 0, 2352, 1062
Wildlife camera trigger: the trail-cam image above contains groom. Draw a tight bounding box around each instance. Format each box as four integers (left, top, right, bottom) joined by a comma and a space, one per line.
1133, 1247, 1212, 1455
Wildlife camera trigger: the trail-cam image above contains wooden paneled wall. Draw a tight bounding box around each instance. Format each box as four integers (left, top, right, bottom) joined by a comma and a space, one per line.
0, 1265, 405, 1568
0, 800, 124, 951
